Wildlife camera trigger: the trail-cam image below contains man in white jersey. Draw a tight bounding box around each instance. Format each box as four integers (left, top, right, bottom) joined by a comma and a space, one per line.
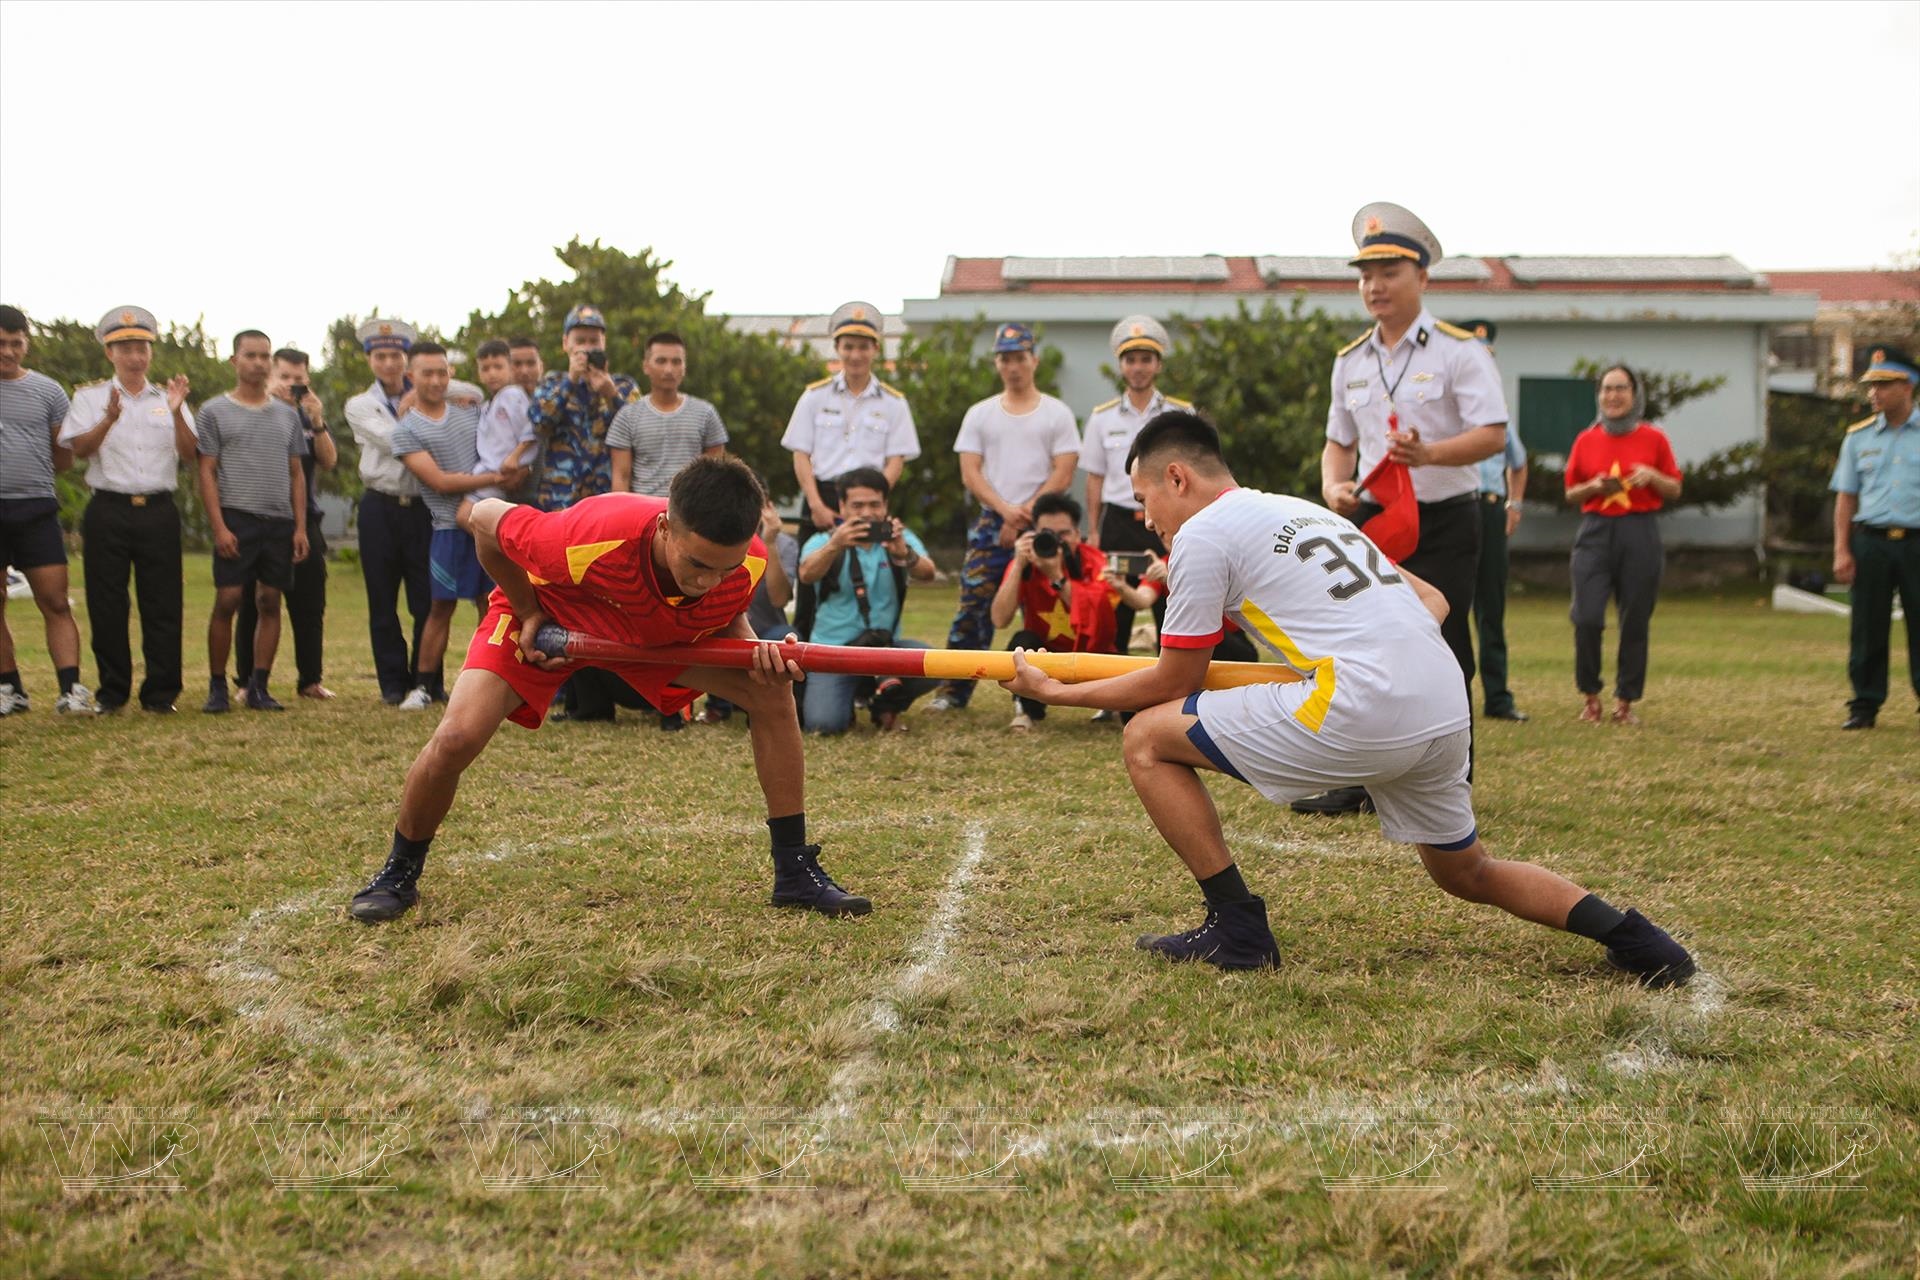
1002, 411, 1694, 984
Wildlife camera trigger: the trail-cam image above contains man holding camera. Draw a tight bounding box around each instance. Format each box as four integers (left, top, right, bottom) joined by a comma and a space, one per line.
989, 492, 1155, 732
235, 348, 335, 701
528, 304, 639, 512
795, 467, 937, 733
783, 302, 919, 530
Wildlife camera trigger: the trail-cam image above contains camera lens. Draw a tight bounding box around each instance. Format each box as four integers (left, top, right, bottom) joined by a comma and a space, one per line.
1032, 531, 1060, 559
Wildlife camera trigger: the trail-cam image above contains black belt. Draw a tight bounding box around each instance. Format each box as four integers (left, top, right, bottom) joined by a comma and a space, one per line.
92, 490, 172, 507
366, 489, 416, 507
1479, 492, 1506, 506
1858, 524, 1920, 540
1419, 494, 1478, 512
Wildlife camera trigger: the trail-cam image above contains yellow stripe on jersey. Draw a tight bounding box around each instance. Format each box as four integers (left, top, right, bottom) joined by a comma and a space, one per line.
565, 539, 625, 584
743, 553, 767, 591
1237, 599, 1335, 733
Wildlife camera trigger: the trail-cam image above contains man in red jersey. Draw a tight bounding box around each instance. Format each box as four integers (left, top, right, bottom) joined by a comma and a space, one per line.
349, 455, 870, 923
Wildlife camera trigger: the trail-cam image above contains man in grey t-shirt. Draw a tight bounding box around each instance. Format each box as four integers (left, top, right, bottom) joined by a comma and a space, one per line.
610, 331, 727, 498
391, 342, 525, 710
0, 303, 97, 716
195, 330, 307, 713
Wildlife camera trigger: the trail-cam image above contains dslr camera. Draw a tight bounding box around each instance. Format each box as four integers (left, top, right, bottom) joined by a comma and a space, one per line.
1031, 530, 1063, 559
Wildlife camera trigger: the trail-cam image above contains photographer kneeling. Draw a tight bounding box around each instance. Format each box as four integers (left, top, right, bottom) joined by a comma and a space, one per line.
795, 467, 938, 733
991, 493, 1157, 732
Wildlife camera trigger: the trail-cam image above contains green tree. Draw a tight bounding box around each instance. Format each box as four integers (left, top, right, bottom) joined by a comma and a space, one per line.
450, 239, 817, 494
1167, 293, 1353, 496
879, 318, 1064, 544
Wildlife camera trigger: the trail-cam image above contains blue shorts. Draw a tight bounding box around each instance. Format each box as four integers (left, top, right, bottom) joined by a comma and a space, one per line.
430, 528, 492, 602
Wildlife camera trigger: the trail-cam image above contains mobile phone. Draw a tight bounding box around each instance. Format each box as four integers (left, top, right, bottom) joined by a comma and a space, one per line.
586, 349, 608, 370
289, 383, 308, 401
1108, 551, 1152, 577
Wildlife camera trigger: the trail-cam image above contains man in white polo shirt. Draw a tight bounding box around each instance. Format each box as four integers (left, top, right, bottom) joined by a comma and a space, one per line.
1001, 411, 1694, 987
60, 305, 198, 712
928, 321, 1079, 711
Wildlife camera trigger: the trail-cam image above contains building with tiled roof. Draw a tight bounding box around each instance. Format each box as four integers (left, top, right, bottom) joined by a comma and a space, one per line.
1760, 269, 1920, 395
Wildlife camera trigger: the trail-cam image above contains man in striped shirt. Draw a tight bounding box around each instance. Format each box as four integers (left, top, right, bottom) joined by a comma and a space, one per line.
0, 304, 97, 716
391, 342, 526, 710
195, 330, 308, 713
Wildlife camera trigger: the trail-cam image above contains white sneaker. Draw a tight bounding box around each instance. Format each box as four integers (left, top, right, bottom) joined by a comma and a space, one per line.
925, 694, 959, 712
1090, 709, 1119, 724
0, 686, 27, 716
397, 686, 433, 711
55, 684, 101, 716
1008, 711, 1033, 733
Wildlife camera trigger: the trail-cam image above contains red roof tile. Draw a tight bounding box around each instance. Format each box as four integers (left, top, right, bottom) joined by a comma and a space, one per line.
1763, 270, 1920, 304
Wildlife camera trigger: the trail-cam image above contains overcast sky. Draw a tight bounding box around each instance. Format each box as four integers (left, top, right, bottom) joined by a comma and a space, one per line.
3, 0, 1916, 359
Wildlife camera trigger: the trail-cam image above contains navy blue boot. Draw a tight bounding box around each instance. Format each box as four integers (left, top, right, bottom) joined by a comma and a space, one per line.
1601, 909, 1695, 988
771, 845, 871, 917
1136, 897, 1281, 970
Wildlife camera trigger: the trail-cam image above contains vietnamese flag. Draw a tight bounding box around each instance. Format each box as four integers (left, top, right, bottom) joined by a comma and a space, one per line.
1358, 456, 1419, 563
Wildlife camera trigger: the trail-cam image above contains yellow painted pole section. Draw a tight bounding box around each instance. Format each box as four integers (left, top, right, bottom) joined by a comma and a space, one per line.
918, 649, 1300, 689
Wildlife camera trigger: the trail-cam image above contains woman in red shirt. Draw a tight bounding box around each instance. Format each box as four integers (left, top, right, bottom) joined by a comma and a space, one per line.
1562, 364, 1684, 724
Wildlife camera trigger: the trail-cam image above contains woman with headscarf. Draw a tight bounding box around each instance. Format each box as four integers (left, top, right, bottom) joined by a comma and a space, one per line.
1562, 364, 1683, 724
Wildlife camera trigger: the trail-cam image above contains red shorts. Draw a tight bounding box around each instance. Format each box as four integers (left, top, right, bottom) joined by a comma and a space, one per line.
463, 599, 699, 729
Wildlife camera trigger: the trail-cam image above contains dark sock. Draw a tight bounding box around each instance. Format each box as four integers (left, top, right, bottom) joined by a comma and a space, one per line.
1565, 893, 1628, 941
57, 666, 79, 695
249, 668, 270, 693
1198, 863, 1253, 907
767, 813, 806, 851
0, 669, 20, 694
392, 828, 433, 862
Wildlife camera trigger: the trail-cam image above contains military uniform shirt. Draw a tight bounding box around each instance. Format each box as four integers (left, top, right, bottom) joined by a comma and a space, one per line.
1475, 424, 1527, 497
1078, 389, 1192, 511
1830, 408, 1920, 528
781, 373, 920, 482
1326, 308, 1510, 503
61, 378, 193, 494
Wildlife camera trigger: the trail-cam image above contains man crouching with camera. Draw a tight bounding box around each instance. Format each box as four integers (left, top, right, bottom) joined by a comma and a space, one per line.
794, 467, 937, 733
991, 493, 1158, 732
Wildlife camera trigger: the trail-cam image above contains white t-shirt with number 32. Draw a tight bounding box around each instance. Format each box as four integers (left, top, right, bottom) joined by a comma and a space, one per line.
1159, 488, 1469, 750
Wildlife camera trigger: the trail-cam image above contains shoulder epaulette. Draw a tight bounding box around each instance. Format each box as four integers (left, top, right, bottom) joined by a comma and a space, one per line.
1433, 320, 1476, 341
1162, 395, 1193, 410
1092, 396, 1122, 413
1846, 415, 1878, 434
78, 377, 110, 390
877, 380, 906, 399
804, 376, 833, 391
1337, 330, 1371, 357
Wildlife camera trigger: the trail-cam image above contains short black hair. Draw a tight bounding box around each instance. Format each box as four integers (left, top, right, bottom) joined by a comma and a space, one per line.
0, 305, 27, 334
1126, 409, 1226, 474
508, 335, 539, 351
668, 454, 765, 546
272, 348, 310, 367
1600, 363, 1639, 393
409, 341, 448, 361
476, 339, 511, 361
1033, 492, 1082, 525
645, 331, 686, 354
232, 329, 271, 354
835, 466, 890, 500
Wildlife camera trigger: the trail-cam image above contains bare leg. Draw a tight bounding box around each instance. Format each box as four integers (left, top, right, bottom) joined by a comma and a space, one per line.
251, 584, 283, 674
396, 667, 522, 841
1122, 700, 1236, 879
24, 563, 81, 669
416, 599, 458, 681
679, 666, 804, 816
0, 604, 14, 674
207, 585, 244, 676
1416, 841, 1589, 930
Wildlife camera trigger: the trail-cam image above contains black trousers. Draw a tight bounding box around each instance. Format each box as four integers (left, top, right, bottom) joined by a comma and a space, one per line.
1570, 512, 1663, 701
1006, 629, 1051, 719
1098, 502, 1168, 653
1846, 526, 1920, 715
358, 490, 434, 700
236, 525, 327, 688
1472, 495, 1517, 715
81, 491, 184, 710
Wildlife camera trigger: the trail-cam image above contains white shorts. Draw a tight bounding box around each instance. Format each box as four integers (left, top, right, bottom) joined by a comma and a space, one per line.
1183, 689, 1477, 847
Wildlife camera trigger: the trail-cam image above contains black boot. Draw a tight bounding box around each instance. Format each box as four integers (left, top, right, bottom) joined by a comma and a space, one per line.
1289, 786, 1372, 816
1600, 908, 1695, 988
770, 845, 871, 917
350, 847, 426, 923
1136, 897, 1282, 970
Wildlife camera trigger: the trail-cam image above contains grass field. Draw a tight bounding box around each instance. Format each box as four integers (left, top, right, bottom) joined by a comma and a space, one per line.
2, 555, 1916, 1278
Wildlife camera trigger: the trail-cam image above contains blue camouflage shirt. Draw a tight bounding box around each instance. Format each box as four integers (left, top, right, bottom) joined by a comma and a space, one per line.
528, 370, 640, 510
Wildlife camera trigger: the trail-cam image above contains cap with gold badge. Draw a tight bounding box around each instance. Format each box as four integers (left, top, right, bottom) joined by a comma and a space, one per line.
1459, 318, 1497, 345
356, 318, 417, 354
563, 304, 607, 334
1110, 314, 1170, 359
96, 305, 159, 346
1349, 202, 1443, 270
1861, 346, 1918, 386
830, 301, 884, 343
992, 322, 1036, 353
